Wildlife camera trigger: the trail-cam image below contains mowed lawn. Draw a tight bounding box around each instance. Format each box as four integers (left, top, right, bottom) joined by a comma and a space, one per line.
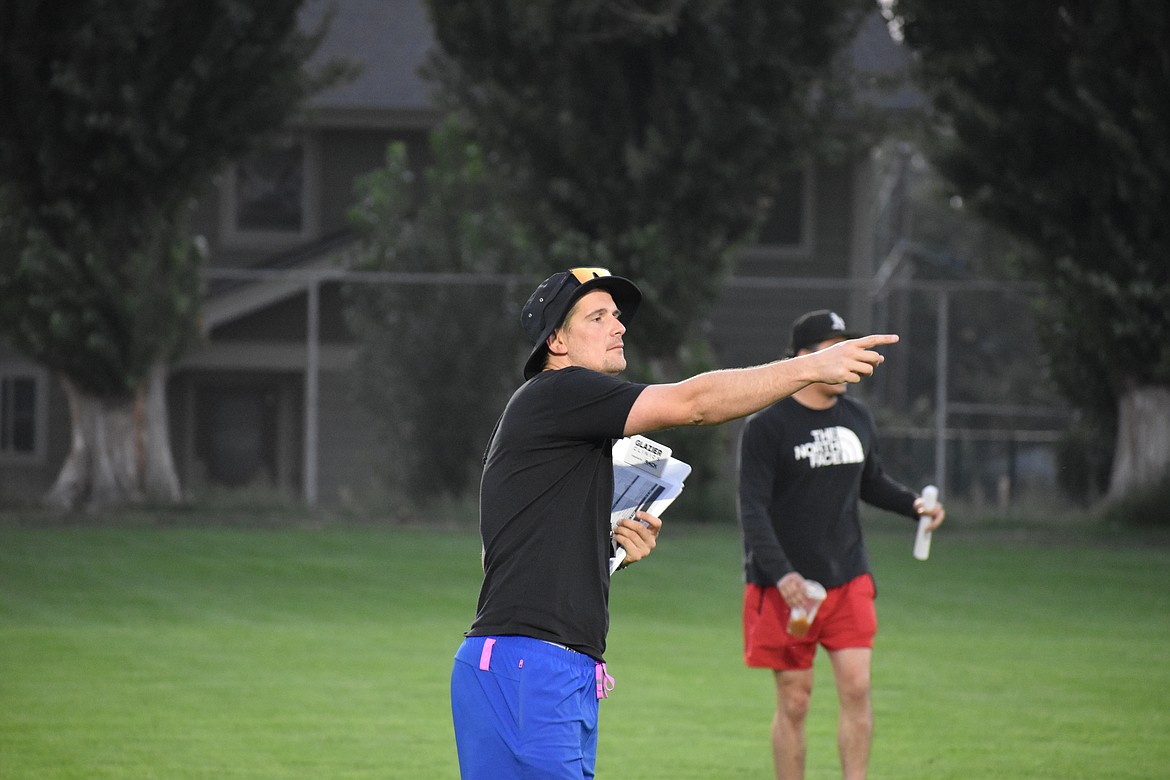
1, 518, 1167, 779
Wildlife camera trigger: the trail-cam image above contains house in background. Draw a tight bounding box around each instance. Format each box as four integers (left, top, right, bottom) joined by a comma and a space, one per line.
0, 1, 918, 507
167, 0, 439, 504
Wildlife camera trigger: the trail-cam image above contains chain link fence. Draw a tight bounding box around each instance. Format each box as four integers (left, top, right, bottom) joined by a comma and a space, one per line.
200, 267, 1079, 512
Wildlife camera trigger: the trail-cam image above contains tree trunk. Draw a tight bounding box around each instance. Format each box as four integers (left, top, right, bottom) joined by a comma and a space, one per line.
44, 362, 182, 512
1108, 384, 1170, 499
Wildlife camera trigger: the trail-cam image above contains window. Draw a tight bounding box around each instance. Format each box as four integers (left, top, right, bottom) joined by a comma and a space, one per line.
750, 166, 814, 257
220, 133, 320, 249
236, 144, 306, 232
0, 364, 47, 463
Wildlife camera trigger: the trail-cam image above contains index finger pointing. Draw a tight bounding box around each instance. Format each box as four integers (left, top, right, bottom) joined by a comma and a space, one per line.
851, 334, 899, 348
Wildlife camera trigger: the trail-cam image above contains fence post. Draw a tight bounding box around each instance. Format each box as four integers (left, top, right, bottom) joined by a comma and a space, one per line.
304, 276, 320, 506
934, 288, 949, 494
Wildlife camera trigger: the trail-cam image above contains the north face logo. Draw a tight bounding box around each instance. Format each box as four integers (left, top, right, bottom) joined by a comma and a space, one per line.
794, 426, 864, 467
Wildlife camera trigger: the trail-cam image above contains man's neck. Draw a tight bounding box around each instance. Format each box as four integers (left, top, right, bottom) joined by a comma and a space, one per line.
792, 384, 840, 411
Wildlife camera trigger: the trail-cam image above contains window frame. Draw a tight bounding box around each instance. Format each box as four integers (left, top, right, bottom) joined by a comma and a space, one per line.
218, 132, 321, 251
0, 362, 49, 465
743, 163, 816, 260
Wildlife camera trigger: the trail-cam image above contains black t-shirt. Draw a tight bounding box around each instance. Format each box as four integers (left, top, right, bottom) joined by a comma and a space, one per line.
737, 395, 918, 589
467, 367, 646, 660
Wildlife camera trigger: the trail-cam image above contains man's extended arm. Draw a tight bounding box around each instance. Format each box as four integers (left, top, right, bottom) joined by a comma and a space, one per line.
624, 334, 898, 436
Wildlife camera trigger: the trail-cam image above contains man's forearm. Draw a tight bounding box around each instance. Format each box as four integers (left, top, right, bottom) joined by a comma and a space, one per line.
676, 359, 816, 426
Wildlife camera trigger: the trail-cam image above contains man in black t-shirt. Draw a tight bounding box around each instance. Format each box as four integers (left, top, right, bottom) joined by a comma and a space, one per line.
737, 309, 946, 780
451, 272, 901, 780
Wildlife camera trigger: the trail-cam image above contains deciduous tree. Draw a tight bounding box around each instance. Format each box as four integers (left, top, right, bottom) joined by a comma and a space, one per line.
0, 0, 341, 510
422, 1, 878, 507
424, 0, 876, 359
890, 0, 1170, 499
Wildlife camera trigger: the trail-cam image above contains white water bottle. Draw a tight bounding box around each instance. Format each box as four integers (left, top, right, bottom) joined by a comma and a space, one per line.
914, 485, 938, 561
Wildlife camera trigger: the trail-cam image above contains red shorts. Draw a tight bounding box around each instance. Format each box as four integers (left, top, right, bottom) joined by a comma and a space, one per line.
742, 573, 877, 670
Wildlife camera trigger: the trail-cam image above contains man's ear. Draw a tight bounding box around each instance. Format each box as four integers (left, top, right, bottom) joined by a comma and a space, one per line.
546, 328, 568, 357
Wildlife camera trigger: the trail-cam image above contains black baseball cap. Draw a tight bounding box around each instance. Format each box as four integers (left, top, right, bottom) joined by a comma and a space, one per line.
787, 309, 860, 357
521, 267, 642, 379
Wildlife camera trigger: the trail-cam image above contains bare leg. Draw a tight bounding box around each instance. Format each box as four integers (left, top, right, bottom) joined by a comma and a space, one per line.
772, 668, 814, 780
828, 648, 873, 780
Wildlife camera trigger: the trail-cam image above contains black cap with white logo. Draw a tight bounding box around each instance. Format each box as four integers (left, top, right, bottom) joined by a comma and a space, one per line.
787, 309, 860, 357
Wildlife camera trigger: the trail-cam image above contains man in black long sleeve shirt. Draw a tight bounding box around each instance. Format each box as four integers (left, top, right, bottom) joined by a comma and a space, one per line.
736, 310, 945, 780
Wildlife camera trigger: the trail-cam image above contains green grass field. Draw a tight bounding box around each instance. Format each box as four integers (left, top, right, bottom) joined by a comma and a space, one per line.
1, 518, 1168, 779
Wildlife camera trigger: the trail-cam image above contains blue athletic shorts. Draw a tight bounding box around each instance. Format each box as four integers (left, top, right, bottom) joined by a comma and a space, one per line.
451, 635, 611, 779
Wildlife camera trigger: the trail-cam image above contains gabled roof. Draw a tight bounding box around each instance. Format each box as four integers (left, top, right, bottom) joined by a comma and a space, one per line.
301, 0, 439, 127
300, 0, 918, 123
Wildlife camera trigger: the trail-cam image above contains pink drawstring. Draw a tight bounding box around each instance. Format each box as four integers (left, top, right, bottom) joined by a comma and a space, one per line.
595, 662, 615, 699
479, 638, 496, 671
